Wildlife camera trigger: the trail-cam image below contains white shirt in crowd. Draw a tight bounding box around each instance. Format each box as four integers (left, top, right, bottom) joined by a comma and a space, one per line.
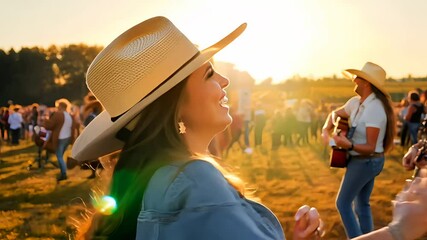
59, 111, 72, 140
8, 111, 23, 130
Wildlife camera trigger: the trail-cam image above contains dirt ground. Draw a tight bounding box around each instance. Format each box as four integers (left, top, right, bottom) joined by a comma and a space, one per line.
0, 138, 425, 239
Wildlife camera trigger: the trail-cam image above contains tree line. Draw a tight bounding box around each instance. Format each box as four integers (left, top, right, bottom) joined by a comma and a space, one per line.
0, 44, 426, 107
0, 44, 102, 107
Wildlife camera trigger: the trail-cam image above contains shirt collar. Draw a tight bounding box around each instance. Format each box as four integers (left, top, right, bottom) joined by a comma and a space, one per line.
360, 92, 376, 106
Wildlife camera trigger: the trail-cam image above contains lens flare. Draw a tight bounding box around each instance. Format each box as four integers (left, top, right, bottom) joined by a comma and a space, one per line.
93, 195, 117, 215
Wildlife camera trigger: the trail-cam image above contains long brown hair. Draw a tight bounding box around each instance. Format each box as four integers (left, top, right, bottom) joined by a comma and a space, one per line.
76, 79, 189, 239
76, 77, 247, 239
371, 85, 396, 152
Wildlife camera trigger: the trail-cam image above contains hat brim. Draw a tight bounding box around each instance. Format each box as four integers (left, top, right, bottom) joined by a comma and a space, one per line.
71, 23, 247, 162
342, 69, 389, 97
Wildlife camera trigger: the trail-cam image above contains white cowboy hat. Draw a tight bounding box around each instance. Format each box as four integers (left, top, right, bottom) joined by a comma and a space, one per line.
342, 62, 389, 97
71, 16, 247, 162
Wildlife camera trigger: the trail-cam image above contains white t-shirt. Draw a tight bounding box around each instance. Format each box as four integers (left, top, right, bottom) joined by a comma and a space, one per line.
59, 112, 72, 139
8, 112, 23, 130
344, 93, 387, 154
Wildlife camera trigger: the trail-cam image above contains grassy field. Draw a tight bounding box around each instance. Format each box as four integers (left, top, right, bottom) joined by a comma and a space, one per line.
0, 136, 425, 239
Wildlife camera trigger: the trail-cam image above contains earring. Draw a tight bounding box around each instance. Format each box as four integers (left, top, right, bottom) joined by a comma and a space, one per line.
178, 121, 186, 134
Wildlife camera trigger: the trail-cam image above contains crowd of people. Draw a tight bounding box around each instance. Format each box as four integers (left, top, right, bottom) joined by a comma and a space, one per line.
0, 93, 104, 181
2, 16, 427, 239
210, 87, 427, 161
68, 17, 427, 239
397, 89, 427, 147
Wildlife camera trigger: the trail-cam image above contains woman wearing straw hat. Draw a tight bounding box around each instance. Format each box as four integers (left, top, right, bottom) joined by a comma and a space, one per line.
321, 62, 396, 238
71, 16, 327, 239
71, 17, 427, 239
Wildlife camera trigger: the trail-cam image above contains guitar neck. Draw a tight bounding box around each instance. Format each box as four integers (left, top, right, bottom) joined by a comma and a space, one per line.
412, 166, 421, 179
412, 143, 427, 179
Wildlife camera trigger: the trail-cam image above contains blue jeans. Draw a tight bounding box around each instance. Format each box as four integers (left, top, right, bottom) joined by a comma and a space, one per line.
11, 128, 21, 145
407, 122, 420, 145
336, 156, 384, 238
56, 137, 70, 177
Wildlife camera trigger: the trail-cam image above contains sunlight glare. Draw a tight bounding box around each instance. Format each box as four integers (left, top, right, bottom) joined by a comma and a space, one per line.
93, 195, 117, 215
174, 0, 317, 83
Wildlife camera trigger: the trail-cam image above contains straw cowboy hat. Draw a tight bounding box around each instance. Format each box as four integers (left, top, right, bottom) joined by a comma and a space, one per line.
342, 62, 389, 97
71, 16, 247, 162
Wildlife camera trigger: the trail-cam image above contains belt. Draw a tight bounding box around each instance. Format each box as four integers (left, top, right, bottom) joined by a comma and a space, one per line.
350, 152, 384, 159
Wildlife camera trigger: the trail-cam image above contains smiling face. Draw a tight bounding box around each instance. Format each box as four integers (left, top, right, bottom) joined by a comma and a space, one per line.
179, 62, 231, 142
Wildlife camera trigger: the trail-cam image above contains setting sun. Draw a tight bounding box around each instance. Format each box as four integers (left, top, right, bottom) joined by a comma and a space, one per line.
1, 1, 427, 239
1, 0, 426, 83
171, 0, 320, 82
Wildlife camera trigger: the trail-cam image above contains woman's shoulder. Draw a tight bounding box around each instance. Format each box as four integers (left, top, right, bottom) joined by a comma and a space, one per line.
348, 95, 361, 104
151, 159, 226, 183
178, 159, 223, 179
163, 159, 236, 197
150, 159, 222, 183
144, 160, 239, 211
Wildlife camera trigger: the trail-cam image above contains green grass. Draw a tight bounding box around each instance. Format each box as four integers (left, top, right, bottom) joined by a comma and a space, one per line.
0, 135, 426, 239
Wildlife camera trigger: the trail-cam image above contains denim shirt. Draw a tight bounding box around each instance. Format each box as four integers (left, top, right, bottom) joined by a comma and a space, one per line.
136, 160, 285, 240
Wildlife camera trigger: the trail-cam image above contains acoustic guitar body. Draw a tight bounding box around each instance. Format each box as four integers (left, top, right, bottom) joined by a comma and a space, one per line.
329, 117, 350, 168
330, 147, 348, 168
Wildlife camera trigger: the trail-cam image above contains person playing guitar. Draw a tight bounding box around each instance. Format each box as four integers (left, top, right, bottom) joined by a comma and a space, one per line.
328, 115, 350, 168
321, 62, 396, 239
402, 117, 427, 178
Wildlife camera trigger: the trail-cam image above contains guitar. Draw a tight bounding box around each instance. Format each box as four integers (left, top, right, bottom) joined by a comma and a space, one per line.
412, 141, 427, 178
412, 118, 427, 178
329, 116, 350, 168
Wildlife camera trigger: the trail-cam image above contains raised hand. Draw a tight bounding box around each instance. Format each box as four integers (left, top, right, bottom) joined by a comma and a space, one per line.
293, 205, 325, 240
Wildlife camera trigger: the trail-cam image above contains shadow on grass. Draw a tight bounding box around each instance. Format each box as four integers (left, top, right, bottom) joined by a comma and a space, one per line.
0, 160, 24, 171
0, 180, 93, 211
0, 144, 38, 158
0, 167, 52, 184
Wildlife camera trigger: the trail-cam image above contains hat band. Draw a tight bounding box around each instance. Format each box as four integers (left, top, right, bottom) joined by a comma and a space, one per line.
110, 51, 201, 123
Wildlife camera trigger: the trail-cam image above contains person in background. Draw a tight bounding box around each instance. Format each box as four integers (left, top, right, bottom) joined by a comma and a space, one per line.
0, 107, 6, 141
43, 98, 78, 181
81, 99, 104, 179
271, 109, 285, 150
224, 106, 245, 157
405, 90, 425, 145
283, 107, 297, 146
5, 100, 14, 142
82, 100, 102, 127
70, 104, 82, 138
28, 104, 39, 140
353, 170, 427, 240
398, 97, 410, 147
420, 90, 427, 117
295, 99, 312, 146
2, 108, 10, 142
321, 62, 396, 238
71, 16, 323, 239
8, 105, 23, 145
253, 101, 267, 150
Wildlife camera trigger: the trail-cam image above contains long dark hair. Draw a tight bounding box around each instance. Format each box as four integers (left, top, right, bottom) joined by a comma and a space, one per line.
372, 85, 396, 152
77, 74, 249, 239
77, 79, 189, 239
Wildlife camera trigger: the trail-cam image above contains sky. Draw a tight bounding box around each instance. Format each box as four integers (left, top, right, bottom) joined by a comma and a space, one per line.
1, 0, 426, 83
